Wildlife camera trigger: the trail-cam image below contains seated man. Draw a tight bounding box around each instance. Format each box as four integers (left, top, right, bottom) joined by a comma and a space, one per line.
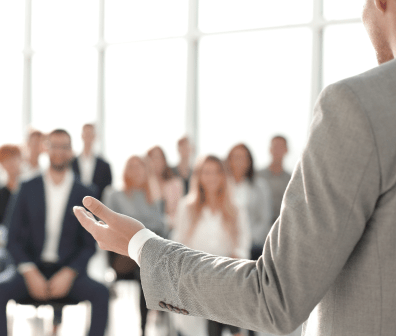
0, 129, 109, 336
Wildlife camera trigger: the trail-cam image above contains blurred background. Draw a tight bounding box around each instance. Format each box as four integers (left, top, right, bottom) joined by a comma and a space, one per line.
0, 0, 376, 186
0, 1, 378, 336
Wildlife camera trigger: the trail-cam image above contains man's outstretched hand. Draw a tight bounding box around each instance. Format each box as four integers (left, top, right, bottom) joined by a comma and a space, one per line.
73, 196, 145, 256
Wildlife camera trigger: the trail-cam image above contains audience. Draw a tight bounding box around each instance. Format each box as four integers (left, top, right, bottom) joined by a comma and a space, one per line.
0, 129, 109, 336
172, 155, 250, 336
20, 130, 45, 182
147, 146, 183, 231
172, 136, 193, 195
227, 144, 272, 260
258, 135, 292, 224
0, 127, 294, 335
103, 155, 165, 336
72, 123, 112, 201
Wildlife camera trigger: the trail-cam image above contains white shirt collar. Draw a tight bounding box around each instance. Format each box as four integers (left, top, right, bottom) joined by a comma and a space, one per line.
43, 169, 74, 189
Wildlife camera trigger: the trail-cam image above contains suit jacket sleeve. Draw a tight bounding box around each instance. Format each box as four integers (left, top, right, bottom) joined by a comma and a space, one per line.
140, 82, 381, 334
6, 184, 35, 265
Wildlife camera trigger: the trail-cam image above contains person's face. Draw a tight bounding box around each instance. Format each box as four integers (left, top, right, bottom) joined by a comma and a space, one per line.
125, 158, 146, 188
270, 138, 288, 162
178, 140, 191, 160
149, 149, 166, 176
229, 147, 250, 179
200, 160, 224, 195
47, 134, 73, 171
1, 156, 22, 179
28, 134, 44, 156
82, 126, 96, 147
362, 0, 395, 64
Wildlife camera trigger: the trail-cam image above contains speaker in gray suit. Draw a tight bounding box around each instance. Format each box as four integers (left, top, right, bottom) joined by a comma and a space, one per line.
73, 1, 396, 335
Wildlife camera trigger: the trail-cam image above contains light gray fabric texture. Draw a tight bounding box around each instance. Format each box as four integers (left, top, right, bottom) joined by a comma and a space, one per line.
140, 58, 396, 336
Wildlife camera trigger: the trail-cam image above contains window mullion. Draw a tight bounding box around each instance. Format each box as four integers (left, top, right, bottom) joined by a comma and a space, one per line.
22, 0, 32, 138
186, 0, 199, 155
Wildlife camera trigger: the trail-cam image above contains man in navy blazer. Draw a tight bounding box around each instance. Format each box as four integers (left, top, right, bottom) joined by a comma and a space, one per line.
72, 124, 112, 200
0, 129, 109, 336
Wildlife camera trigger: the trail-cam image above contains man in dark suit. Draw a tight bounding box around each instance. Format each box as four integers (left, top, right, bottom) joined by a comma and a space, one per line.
72, 124, 112, 200
0, 129, 109, 336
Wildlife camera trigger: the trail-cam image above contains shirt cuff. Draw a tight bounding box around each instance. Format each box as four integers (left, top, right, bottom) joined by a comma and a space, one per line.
128, 228, 158, 266
18, 262, 37, 274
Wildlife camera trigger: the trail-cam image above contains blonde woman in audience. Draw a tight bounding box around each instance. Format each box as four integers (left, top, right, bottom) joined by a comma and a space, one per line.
103, 156, 164, 336
172, 155, 250, 336
147, 146, 183, 232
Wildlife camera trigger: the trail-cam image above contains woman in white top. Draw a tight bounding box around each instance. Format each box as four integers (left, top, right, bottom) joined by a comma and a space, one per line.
172, 155, 250, 336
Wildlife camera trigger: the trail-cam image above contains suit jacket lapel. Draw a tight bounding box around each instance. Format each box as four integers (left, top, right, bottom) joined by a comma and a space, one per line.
58, 181, 77, 255
92, 156, 99, 185
36, 177, 47, 257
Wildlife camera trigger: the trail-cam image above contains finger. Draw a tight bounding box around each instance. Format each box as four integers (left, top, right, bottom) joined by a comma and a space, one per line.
82, 196, 116, 224
73, 206, 98, 235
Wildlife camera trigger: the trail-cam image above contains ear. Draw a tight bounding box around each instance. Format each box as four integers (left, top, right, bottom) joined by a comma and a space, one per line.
374, 0, 387, 12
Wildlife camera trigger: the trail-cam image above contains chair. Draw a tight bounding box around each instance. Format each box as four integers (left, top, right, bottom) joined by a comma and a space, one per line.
9, 296, 89, 336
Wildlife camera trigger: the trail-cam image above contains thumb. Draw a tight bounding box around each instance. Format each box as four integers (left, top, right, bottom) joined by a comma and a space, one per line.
82, 196, 116, 224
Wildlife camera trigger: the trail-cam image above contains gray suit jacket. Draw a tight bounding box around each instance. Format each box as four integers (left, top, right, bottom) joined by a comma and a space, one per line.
140, 58, 396, 336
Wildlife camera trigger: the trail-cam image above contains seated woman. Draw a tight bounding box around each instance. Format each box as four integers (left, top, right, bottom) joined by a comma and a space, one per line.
172, 155, 251, 336
103, 155, 165, 336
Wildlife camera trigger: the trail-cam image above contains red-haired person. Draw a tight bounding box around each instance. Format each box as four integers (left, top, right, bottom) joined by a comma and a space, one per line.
103, 156, 164, 336
0, 145, 22, 225
172, 155, 250, 336
147, 146, 183, 232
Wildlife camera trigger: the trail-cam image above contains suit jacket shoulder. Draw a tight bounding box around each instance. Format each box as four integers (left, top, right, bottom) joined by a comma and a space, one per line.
338, 58, 396, 194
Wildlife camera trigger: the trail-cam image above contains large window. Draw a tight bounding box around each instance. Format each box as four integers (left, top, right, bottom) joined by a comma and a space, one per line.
199, 0, 313, 32
323, 23, 377, 86
1, 0, 378, 182
105, 39, 187, 187
105, 0, 188, 42
199, 28, 312, 170
30, 0, 98, 153
0, 2, 25, 145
